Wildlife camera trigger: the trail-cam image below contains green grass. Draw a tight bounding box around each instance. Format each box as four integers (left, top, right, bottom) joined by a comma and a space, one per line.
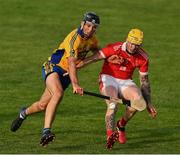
0, 0, 180, 153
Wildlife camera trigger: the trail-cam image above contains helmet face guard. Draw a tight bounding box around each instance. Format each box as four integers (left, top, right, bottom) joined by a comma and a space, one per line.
83, 12, 100, 26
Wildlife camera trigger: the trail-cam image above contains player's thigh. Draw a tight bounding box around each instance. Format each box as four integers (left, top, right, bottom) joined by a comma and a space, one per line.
101, 85, 118, 97
46, 72, 64, 96
39, 88, 52, 103
38, 88, 52, 109
99, 74, 119, 98
99, 75, 120, 108
121, 85, 142, 101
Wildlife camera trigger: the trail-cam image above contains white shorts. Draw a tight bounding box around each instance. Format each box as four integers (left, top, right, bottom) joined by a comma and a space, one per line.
99, 74, 136, 92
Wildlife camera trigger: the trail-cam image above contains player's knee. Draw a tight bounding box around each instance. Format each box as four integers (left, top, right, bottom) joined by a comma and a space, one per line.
107, 102, 117, 110
131, 96, 146, 111
53, 89, 64, 101
38, 102, 48, 111
106, 108, 115, 120
133, 93, 142, 101
106, 102, 118, 116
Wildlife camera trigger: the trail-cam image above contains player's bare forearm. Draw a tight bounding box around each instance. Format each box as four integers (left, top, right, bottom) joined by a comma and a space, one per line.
77, 51, 104, 68
84, 52, 101, 64
68, 57, 79, 87
140, 74, 151, 104
91, 47, 100, 54
83, 51, 103, 65
140, 74, 157, 118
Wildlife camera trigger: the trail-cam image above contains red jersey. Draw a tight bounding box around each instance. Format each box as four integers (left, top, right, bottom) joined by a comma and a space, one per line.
99, 42, 149, 79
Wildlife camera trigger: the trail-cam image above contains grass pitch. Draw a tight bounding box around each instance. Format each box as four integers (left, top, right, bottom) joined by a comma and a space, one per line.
0, 0, 180, 153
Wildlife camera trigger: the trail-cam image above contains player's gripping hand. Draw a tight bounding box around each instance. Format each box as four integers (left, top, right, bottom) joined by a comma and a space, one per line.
73, 84, 84, 96
147, 103, 157, 118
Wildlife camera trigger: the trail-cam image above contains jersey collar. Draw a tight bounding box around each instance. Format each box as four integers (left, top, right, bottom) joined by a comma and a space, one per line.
77, 26, 85, 38
122, 42, 127, 51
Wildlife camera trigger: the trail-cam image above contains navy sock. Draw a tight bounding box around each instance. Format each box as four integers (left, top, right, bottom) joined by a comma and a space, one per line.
19, 107, 27, 119
42, 128, 51, 135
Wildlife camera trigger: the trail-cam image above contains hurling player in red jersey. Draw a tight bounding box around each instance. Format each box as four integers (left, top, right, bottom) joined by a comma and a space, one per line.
77, 28, 157, 149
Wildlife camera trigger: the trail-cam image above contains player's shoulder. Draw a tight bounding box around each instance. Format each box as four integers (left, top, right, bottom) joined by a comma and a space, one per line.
69, 28, 78, 34
137, 48, 149, 60
66, 28, 78, 38
90, 35, 99, 43
64, 28, 79, 43
105, 42, 123, 50
105, 41, 123, 47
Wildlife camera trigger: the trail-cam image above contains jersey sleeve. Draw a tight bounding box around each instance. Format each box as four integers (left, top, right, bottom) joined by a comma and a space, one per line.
99, 44, 116, 58
139, 59, 149, 75
138, 48, 149, 75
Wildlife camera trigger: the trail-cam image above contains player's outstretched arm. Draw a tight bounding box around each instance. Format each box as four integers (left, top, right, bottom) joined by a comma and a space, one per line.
76, 50, 104, 69
140, 74, 157, 118
140, 74, 151, 104
68, 56, 83, 95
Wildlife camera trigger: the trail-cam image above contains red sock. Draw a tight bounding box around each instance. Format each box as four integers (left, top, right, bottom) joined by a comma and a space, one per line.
107, 130, 113, 138
119, 117, 127, 127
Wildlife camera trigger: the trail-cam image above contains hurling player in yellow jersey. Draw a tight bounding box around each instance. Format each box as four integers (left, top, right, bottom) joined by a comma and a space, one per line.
11, 12, 100, 146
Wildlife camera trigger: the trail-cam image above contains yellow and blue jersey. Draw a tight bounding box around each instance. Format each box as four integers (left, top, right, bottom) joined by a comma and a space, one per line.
42, 27, 99, 89
49, 28, 99, 71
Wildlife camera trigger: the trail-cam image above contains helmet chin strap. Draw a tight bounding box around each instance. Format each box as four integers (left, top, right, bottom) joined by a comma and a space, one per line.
78, 21, 85, 38
126, 48, 137, 55
126, 49, 132, 55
